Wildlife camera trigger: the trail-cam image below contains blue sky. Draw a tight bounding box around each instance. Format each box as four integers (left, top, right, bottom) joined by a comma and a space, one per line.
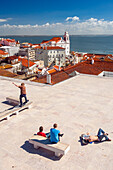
0, 0, 113, 35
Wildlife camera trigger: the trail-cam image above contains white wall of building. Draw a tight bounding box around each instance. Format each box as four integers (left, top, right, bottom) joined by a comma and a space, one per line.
0, 46, 19, 56
40, 32, 70, 56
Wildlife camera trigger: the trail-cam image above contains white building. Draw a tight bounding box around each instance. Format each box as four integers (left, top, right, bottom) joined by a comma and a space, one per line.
0, 46, 19, 56
40, 32, 70, 56
36, 46, 65, 67
0, 38, 16, 47
18, 48, 35, 60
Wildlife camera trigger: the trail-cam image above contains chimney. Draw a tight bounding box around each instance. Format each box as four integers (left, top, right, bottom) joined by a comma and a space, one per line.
91, 58, 94, 64
58, 65, 61, 71
47, 73, 51, 84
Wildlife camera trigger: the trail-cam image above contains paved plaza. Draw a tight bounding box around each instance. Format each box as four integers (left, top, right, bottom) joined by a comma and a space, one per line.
0, 75, 113, 170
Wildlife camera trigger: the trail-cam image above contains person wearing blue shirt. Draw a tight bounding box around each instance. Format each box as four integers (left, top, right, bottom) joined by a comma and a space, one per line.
50, 123, 63, 143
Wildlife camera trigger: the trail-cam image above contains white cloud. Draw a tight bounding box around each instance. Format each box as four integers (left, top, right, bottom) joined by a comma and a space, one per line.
66, 16, 79, 22
0, 19, 8, 22
0, 18, 12, 22
87, 18, 98, 22
1, 17, 113, 35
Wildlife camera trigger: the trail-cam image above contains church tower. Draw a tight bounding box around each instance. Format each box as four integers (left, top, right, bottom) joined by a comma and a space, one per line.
63, 31, 69, 42
63, 32, 70, 56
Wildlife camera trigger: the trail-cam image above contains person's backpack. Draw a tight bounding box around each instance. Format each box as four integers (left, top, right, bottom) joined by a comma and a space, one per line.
80, 134, 89, 145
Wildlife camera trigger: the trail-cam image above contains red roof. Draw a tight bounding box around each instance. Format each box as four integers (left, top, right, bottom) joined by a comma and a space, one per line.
47, 68, 57, 74
49, 37, 61, 43
43, 46, 65, 50
6, 39, 16, 43
34, 46, 42, 49
0, 50, 8, 55
8, 56, 18, 60
41, 40, 49, 44
18, 57, 35, 68
33, 44, 40, 45
53, 65, 62, 70
32, 60, 113, 85
22, 46, 30, 48
0, 69, 17, 78
83, 53, 111, 59
41, 37, 61, 44
73, 59, 113, 75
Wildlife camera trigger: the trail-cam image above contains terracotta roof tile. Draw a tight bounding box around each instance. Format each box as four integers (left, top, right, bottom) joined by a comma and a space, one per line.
0, 50, 8, 55
49, 37, 61, 43
0, 65, 13, 69
18, 57, 35, 68
34, 46, 42, 49
0, 69, 17, 78
32, 60, 113, 85
8, 56, 18, 60
47, 69, 57, 74
41, 37, 61, 44
6, 39, 16, 42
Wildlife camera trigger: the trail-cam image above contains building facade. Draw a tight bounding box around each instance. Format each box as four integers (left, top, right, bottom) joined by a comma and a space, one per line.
0, 46, 19, 56
40, 32, 70, 56
0, 38, 16, 46
18, 48, 35, 60
36, 46, 65, 67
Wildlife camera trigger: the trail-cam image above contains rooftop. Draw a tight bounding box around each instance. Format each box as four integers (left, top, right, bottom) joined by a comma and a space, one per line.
6, 39, 16, 43
34, 60, 113, 85
0, 69, 17, 77
0, 50, 8, 55
0, 75, 113, 169
18, 57, 35, 68
41, 37, 61, 44
74, 59, 113, 75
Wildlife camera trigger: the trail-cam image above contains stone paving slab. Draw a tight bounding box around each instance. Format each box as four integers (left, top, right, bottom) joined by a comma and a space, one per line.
0, 75, 113, 170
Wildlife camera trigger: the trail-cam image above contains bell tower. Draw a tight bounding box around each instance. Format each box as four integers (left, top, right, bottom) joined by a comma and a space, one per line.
63, 31, 69, 42
63, 32, 70, 56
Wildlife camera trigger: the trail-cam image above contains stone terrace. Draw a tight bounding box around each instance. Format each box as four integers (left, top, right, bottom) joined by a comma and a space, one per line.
0, 75, 113, 170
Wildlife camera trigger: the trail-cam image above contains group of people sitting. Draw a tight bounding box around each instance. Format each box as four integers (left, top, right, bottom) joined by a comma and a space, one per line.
37, 125, 111, 145
37, 123, 63, 144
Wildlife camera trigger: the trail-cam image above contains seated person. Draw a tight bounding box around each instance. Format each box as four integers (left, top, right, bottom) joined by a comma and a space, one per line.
37, 126, 46, 137
83, 128, 111, 143
50, 123, 63, 143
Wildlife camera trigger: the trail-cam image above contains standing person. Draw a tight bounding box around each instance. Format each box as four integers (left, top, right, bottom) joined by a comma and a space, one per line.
50, 123, 63, 144
12, 82, 29, 107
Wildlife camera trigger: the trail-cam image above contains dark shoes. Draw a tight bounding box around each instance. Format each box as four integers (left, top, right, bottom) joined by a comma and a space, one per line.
23, 100, 29, 105
60, 133, 64, 137
106, 138, 111, 141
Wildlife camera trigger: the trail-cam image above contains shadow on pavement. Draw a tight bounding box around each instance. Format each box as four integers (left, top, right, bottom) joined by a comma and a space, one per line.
20, 140, 62, 161
2, 101, 14, 106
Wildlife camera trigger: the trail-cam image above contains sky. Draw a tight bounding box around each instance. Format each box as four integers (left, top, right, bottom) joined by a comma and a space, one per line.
1, 0, 113, 35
